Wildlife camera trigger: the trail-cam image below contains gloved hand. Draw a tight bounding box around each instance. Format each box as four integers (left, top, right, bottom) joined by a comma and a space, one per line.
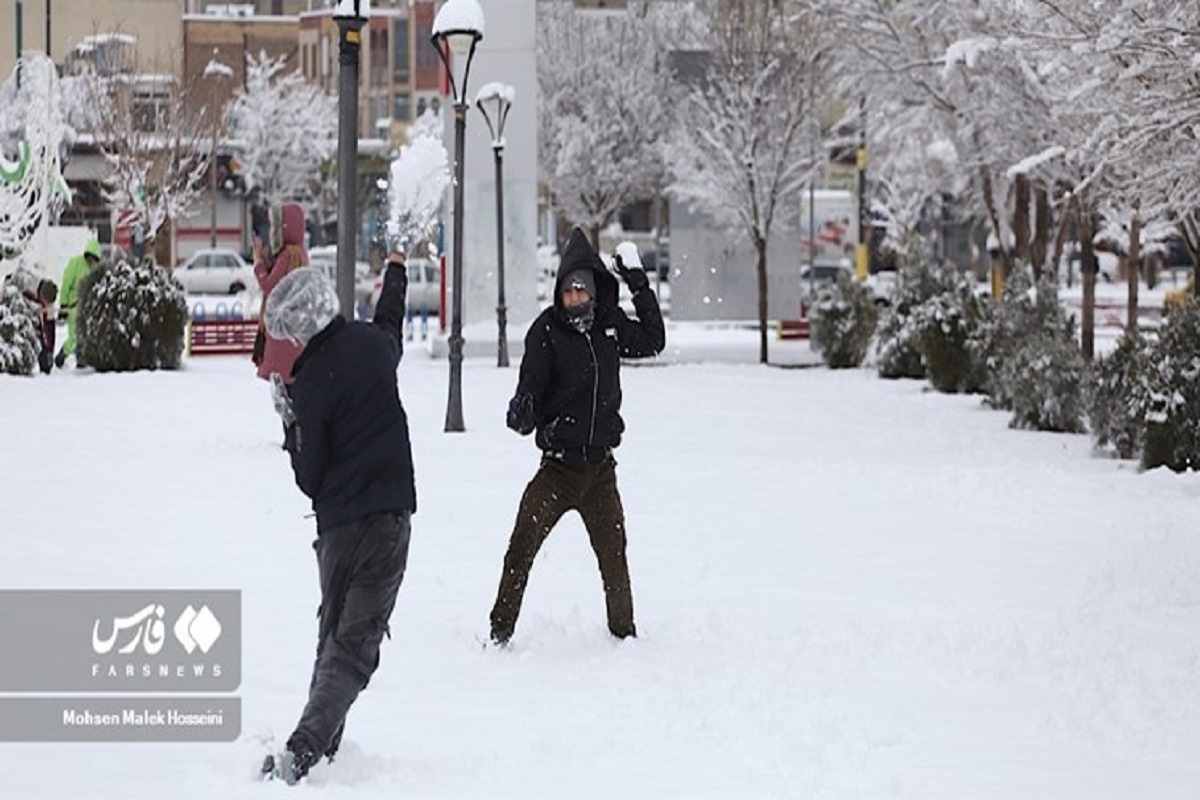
506, 392, 536, 435
270, 372, 295, 426
613, 241, 649, 294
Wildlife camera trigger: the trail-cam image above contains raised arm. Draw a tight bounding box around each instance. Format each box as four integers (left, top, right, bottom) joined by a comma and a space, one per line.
372, 257, 409, 367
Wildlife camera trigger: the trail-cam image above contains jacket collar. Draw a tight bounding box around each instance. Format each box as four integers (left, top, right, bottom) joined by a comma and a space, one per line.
291, 316, 347, 378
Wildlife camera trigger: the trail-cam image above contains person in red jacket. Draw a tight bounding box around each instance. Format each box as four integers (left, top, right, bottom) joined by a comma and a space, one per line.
252, 202, 309, 384
25, 278, 58, 374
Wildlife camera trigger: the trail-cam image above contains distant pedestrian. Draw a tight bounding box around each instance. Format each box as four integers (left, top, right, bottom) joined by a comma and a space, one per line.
489, 228, 665, 646
25, 277, 57, 374
55, 239, 100, 368
261, 260, 415, 785
252, 202, 309, 384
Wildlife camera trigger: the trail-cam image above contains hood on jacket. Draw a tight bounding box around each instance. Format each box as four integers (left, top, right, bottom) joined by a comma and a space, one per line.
553, 227, 617, 310
281, 203, 306, 247
84, 239, 101, 261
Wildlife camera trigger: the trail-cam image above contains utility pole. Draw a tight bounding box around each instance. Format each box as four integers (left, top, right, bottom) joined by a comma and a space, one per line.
855, 96, 869, 281
15, 0, 23, 88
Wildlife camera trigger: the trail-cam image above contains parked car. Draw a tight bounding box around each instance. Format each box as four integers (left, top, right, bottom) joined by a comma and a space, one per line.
174, 248, 255, 295
369, 257, 440, 318
308, 248, 375, 316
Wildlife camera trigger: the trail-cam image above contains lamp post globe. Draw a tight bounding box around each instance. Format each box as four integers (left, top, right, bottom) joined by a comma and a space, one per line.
431, 0, 484, 432
475, 83, 514, 368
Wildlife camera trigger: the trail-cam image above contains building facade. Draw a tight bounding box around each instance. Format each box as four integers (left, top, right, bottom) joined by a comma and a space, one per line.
1, 0, 183, 79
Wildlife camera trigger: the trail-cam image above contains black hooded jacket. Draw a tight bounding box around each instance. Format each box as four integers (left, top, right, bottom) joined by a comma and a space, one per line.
514, 228, 665, 462
287, 264, 416, 533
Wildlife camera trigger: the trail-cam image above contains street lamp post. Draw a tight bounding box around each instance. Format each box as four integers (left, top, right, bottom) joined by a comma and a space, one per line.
15, 0, 23, 88
432, 0, 484, 432
475, 82, 514, 368
203, 51, 232, 249
332, 0, 369, 322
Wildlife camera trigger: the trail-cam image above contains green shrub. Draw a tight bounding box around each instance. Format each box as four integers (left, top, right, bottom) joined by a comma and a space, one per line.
1141, 300, 1200, 471
812, 273, 878, 369
77, 260, 188, 372
1088, 332, 1152, 459
1004, 333, 1088, 432
0, 282, 39, 376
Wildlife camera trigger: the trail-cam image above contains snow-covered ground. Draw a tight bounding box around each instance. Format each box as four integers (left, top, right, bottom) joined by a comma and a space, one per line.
2, 328, 1199, 798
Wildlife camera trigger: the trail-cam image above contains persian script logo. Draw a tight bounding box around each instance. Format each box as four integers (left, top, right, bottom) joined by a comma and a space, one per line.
92, 604, 222, 656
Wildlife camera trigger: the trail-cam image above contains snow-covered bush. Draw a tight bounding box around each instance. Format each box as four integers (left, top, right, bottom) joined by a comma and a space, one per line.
974, 266, 1073, 411
1004, 332, 1088, 433
975, 267, 1085, 431
909, 265, 987, 394
76, 260, 187, 372
1088, 332, 1153, 459
812, 273, 878, 369
1141, 300, 1200, 472
876, 252, 953, 379
0, 282, 39, 375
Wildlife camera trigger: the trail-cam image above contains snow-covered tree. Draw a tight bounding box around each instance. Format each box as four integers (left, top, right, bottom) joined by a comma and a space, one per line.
0, 281, 40, 375
228, 52, 337, 208
537, 1, 692, 244
85, 71, 210, 262
665, 0, 824, 363
0, 56, 73, 265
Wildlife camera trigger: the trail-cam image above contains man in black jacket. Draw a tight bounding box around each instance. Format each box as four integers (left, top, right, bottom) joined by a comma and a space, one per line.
262, 255, 415, 784
490, 227, 665, 646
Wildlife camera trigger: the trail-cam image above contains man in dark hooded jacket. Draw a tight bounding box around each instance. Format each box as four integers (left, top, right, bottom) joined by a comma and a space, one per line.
490, 227, 665, 646
261, 255, 415, 784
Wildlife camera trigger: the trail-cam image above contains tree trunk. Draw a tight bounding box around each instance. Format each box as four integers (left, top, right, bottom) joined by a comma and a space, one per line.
1181, 213, 1200, 301
1031, 182, 1050, 279
756, 236, 769, 365
588, 224, 601, 252
1013, 173, 1030, 265
1079, 208, 1096, 361
1051, 195, 1073, 286
979, 166, 1011, 290
1126, 210, 1140, 334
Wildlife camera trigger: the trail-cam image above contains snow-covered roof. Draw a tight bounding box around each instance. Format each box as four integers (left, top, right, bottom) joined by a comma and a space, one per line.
80, 33, 137, 46
433, 0, 485, 38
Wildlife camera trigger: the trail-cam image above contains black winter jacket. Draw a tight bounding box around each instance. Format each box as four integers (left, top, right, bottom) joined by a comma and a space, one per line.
514, 230, 665, 463
286, 265, 416, 533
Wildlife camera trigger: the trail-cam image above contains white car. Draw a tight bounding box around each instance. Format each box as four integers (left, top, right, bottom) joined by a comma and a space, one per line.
309, 249, 376, 318
175, 248, 254, 295
368, 257, 440, 318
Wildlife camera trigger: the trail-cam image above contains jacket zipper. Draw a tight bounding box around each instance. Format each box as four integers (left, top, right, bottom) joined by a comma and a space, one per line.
585, 335, 598, 448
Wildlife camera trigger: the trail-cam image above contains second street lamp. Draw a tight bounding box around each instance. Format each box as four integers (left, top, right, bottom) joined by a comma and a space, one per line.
431, 0, 484, 432
475, 82, 514, 368
332, 0, 369, 322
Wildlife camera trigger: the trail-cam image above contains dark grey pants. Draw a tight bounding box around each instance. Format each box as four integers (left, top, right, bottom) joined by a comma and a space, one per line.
289, 511, 411, 756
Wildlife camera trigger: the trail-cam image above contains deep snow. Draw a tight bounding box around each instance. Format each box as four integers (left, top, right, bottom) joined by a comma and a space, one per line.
1, 322, 1198, 798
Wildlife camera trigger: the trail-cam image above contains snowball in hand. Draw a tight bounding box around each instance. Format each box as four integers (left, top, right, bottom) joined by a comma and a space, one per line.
615, 241, 643, 270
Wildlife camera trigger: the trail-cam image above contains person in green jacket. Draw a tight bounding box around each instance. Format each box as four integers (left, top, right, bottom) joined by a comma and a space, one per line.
55, 238, 101, 368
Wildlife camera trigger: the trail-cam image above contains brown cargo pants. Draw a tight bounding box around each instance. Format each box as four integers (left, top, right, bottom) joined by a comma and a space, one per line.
490, 454, 636, 643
